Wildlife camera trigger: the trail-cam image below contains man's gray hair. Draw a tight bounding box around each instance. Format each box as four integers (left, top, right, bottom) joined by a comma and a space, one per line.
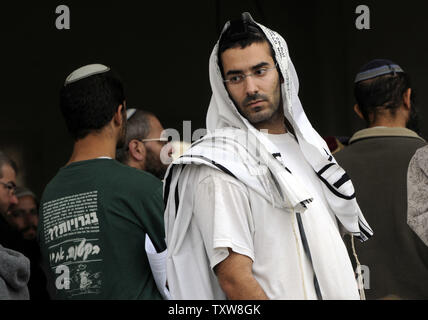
0, 151, 18, 178
116, 109, 154, 163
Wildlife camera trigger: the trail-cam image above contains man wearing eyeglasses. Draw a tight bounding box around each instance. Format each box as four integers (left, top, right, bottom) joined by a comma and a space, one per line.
164, 13, 372, 300
0, 151, 21, 249
116, 109, 173, 180
0, 151, 30, 300
0, 153, 18, 217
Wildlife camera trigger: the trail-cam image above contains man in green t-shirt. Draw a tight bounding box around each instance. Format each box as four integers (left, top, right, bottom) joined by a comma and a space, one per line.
38, 64, 166, 299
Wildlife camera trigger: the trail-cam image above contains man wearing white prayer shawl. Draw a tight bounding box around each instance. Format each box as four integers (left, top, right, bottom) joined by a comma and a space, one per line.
164, 12, 373, 300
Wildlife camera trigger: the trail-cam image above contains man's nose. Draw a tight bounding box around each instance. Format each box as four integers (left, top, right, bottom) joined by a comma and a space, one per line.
25, 213, 38, 226
10, 194, 18, 205
168, 144, 174, 156
243, 75, 259, 96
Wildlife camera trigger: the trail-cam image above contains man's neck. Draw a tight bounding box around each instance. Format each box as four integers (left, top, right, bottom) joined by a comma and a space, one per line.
369, 118, 407, 129
368, 107, 408, 129
67, 134, 117, 166
257, 125, 287, 134
125, 159, 145, 171
254, 110, 288, 134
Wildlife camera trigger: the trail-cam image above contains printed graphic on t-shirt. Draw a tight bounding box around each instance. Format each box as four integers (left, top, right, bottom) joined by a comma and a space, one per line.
42, 190, 102, 297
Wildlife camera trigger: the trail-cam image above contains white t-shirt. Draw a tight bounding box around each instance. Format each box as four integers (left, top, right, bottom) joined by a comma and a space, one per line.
191, 166, 319, 299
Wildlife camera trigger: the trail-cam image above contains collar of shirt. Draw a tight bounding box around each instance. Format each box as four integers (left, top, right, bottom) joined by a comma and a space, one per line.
349, 127, 425, 144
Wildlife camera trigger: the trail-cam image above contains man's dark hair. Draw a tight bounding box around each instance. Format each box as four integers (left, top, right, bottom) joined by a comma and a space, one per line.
0, 151, 18, 178
60, 70, 126, 141
354, 72, 413, 124
217, 12, 276, 77
116, 110, 154, 164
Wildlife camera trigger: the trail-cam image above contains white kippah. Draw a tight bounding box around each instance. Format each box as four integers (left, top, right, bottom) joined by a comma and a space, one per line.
126, 108, 137, 120
64, 64, 110, 86
14, 186, 37, 200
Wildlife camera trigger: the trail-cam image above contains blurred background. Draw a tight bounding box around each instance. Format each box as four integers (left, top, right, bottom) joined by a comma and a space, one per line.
0, 0, 427, 197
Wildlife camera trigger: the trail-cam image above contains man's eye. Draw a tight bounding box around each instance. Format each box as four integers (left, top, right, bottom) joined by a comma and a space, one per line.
255, 68, 268, 76
11, 210, 24, 218
229, 75, 243, 83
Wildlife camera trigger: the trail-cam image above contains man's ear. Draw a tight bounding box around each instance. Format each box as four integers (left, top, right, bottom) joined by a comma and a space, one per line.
128, 140, 146, 162
113, 103, 125, 127
353, 104, 365, 120
403, 88, 412, 111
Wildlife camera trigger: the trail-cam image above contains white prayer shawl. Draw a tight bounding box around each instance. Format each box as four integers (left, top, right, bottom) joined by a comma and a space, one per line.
164, 19, 373, 300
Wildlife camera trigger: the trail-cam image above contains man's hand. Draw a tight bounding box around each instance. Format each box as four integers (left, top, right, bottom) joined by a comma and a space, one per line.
214, 248, 269, 300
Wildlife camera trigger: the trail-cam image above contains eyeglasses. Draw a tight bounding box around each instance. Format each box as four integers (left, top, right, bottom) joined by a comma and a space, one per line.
10, 208, 38, 218
0, 181, 17, 196
125, 137, 171, 151
140, 137, 170, 143
223, 63, 278, 85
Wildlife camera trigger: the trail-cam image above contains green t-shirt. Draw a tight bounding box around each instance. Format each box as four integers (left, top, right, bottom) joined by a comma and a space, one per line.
38, 158, 166, 299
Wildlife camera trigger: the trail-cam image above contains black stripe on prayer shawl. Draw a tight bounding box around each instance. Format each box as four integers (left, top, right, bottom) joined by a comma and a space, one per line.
300, 199, 313, 208
164, 163, 187, 219
323, 148, 333, 162
358, 218, 373, 239
317, 163, 335, 176
189, 135, 266, 171
189, 136, 239, 150
164, 164, 175, 207
179, 155, 237, 180
188, 137, 206, 149
191, 136, 293, 175
272, 153, 292, 174
333, 173, 351, 189
171, 165, 187, 218
174, 176, 180, 218
295, 212, 323, 300
359, 219, 372, 235
152, 163, 175, 253
316, 164, 356, 200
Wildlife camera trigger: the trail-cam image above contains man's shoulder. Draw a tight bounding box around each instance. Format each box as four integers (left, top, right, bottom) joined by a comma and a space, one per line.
111, 161, 162, 185
335, 134, 427, 174
336, 133, 426, 156
108, 162, 164, 199
193, 165, 247, 193
41, 160, 162, 203
414, 144, 428, 158
411, 145, 428, 169
86, 159, 162, 186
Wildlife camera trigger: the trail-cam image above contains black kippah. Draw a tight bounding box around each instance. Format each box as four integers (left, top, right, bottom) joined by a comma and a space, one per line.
220, 12, 262, 42
355, 59, 404, 83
